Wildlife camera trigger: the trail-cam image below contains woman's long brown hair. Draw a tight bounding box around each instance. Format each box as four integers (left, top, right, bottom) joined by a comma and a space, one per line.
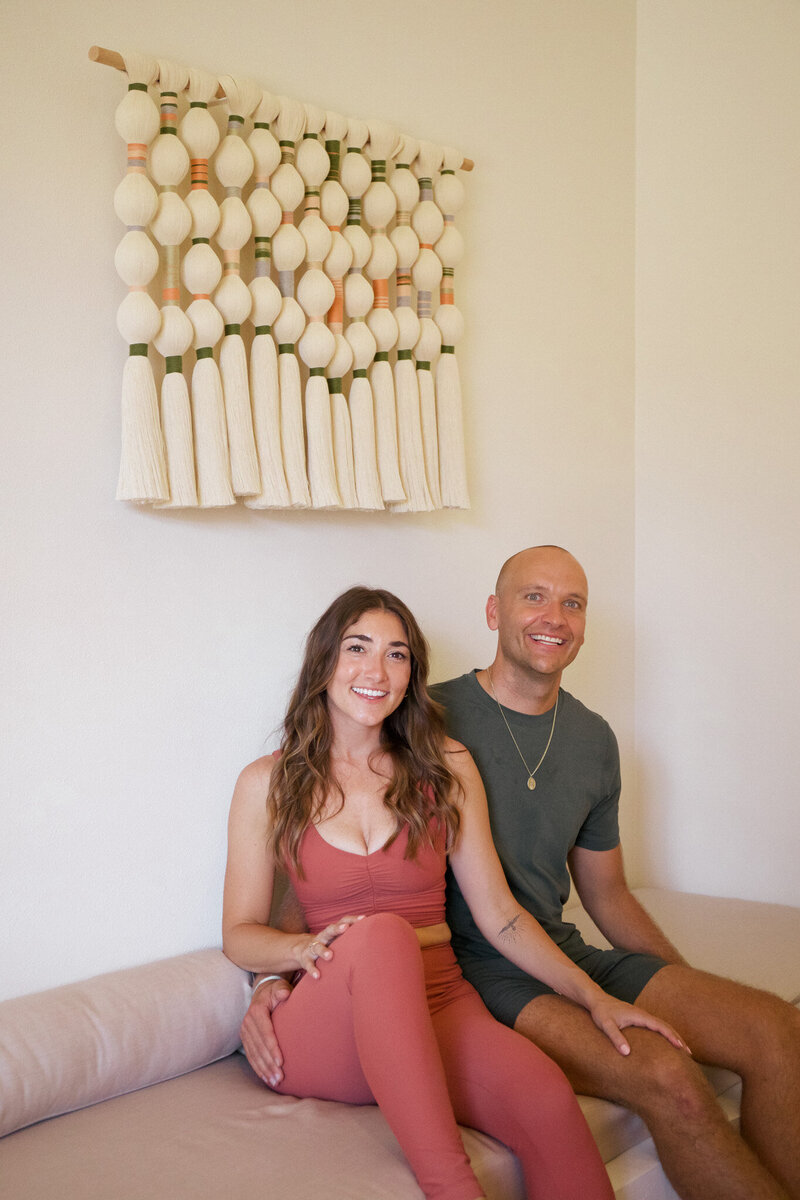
268, 587, 461, 874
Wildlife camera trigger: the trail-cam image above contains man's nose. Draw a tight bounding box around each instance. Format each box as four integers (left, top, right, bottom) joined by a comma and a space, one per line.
541, 601, 563, 626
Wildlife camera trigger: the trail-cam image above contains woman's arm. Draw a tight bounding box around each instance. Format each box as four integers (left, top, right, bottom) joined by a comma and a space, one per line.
222, 756, 358, 979
445, 744, 689, 1056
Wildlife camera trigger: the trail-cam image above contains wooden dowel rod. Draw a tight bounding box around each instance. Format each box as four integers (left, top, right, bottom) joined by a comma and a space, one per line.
88, 45, 475, 170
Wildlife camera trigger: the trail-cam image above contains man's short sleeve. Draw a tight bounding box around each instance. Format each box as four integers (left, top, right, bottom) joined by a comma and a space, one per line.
573, 722, 621, 852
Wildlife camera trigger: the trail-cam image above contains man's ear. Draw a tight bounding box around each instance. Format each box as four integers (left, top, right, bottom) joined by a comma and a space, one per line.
486, 594, 499, 631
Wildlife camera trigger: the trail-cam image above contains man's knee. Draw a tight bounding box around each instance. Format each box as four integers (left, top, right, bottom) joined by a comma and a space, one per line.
625, 1031, 720, 1125
737, 989, 800, 1074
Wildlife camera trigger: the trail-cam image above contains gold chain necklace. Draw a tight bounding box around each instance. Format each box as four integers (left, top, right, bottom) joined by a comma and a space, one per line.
486, 669, 559, 791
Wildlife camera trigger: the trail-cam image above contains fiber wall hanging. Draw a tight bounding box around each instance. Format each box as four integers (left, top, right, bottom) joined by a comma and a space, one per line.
91, 46, 472, 513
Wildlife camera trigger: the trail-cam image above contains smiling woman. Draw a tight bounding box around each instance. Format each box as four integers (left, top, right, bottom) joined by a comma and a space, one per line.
220, 586, 681, 1200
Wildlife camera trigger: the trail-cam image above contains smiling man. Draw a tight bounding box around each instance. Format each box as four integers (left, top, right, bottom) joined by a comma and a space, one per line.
432, 545, 800, 1200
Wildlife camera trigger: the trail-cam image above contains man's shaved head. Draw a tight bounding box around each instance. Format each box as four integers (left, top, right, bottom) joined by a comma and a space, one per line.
495, 546, 587, 600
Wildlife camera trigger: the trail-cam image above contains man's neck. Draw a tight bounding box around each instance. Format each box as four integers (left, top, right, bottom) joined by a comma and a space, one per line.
477, 660, 561, 716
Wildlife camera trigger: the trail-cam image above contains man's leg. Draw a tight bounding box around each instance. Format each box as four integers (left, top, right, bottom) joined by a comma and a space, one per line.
514, 990, 790, 1200
638, 965, 800, 1199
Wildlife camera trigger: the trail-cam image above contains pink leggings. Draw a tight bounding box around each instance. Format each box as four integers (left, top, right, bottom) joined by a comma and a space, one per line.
272, 912, 613, 1200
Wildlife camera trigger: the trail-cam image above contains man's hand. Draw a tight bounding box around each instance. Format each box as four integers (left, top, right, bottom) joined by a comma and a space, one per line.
241, 978, 293, 1087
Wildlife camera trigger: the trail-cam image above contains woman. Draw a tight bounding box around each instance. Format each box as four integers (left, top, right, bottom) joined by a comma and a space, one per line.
223, 587, 685, 1200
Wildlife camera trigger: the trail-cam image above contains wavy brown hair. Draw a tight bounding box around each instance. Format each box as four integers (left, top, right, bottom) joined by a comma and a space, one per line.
268, 586, 461, 875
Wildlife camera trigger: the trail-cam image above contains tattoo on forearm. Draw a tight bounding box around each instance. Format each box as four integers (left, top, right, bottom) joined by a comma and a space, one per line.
499, 913, 522, 942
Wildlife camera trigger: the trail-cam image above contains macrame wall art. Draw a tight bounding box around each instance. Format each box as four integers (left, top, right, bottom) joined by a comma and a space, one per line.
92, 46, 472, 513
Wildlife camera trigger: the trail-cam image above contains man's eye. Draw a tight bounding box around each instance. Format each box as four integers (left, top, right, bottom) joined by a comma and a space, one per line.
526, 593, 544, 602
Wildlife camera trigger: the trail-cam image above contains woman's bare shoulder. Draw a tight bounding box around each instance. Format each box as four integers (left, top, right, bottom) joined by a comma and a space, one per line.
442, 738, 480, 782
231, 753, 278, 811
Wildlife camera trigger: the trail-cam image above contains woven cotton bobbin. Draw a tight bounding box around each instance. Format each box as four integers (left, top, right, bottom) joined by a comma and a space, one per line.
213, 75, 261, 496
411, 142, 448, 509
340, 118, 383, 510
270, 96, 310, 507
245, 89, 289, 510
321, 111, 356, 509
297, 104, 339, 509
364, 120, 405, 505
148, 59, 197, 508
114, 52, 168, 503
434, 146, 469, 509
179, 67, 233, 508
388, 136, 433, 512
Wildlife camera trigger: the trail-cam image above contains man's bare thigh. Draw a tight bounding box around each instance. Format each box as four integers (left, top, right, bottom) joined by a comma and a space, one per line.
512, 993, 681, 1100
637, 964, 800, 1073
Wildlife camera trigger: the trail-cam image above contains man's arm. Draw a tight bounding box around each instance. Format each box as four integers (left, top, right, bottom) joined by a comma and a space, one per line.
568, 844, 686, 966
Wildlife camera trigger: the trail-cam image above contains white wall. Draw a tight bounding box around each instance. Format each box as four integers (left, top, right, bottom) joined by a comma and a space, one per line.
635, 0, 800, 905
1, 0, 637, 1000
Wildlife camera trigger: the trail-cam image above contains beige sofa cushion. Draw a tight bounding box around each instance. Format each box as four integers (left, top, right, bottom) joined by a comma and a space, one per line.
0, 949, 250, 1137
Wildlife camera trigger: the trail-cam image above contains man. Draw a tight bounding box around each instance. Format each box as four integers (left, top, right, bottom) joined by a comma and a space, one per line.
241, 546, 799, 1200
430, 546, 799, 1200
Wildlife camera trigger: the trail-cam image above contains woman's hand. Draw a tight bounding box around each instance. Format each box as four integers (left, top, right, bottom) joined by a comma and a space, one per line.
240, 978, 293, 1087
587, 996, 691, 1057
293, 915, 364, 980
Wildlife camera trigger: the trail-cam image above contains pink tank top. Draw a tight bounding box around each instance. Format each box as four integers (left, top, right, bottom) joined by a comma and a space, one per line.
289, 822, 447, 933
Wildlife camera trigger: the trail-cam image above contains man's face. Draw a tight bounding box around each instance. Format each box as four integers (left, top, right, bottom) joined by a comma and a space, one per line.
486, 549, 588, 681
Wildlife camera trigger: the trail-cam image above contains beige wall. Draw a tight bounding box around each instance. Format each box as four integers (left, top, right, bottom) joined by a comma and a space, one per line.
635, 0, 800, 906
1, 0, 637, 1000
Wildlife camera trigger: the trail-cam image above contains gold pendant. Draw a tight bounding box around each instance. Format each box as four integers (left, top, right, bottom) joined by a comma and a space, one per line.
527, 777, 536, 791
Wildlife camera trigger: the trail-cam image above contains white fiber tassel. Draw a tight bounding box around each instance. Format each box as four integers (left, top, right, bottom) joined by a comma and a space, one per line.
371, 341, 405, 504
117, 350, 168, 502
246, 333, 288, 508
191, 351, 235, 507
436, 340, 470, 509
218, 321, 260, 495
345, 322, 383, 511
327, 335, 357, 508
392, 311, 433, 512
274, 300, 311, 507
303, 370, 341, 509
416, 317, 443, 509
154, 309, 197, 508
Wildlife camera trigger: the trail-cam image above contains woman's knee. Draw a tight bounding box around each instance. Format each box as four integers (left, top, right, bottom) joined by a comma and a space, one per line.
345, 911, 418, 954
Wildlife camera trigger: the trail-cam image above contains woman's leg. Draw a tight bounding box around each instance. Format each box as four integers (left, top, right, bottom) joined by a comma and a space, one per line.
272, 912, 482, 1200
432, 990, 614, 1200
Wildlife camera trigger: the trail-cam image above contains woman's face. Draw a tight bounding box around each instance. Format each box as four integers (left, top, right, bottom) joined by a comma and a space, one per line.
325, 608, 413, 732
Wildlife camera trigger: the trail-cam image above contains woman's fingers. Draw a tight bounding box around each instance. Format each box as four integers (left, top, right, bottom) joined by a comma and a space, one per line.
304, 916, 366, 977
623, 1008, 691, 1054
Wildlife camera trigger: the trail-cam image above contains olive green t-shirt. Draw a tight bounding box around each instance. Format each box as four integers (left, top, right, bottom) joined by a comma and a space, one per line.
431, 671, 621, 961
